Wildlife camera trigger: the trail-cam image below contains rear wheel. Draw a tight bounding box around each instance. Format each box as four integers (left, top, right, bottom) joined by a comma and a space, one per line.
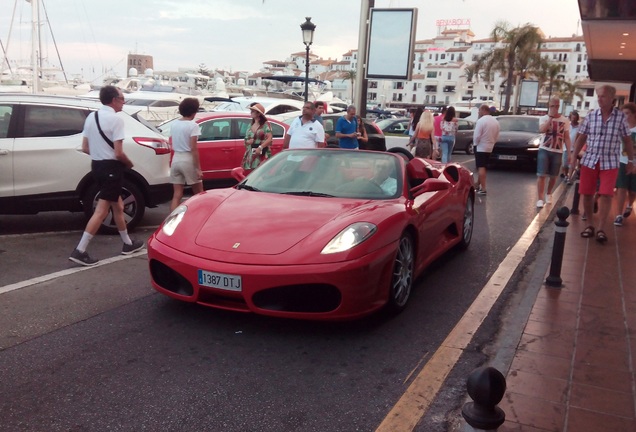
82, 179, 146, 234
465, 142, 474, 155
386, 233, 415, 314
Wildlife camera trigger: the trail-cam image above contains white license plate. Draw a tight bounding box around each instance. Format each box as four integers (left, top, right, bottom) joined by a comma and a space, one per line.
498, 155, 517, 161
198, 270, 242, 291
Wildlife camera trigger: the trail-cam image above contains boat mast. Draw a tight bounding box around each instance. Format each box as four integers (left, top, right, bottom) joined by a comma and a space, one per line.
31, 0, 40, 93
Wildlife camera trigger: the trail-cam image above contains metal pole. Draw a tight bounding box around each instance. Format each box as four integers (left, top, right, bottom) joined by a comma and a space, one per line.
354, 0, 373, 117
570, 167, 580, 214
546, 206, 570, 287
304, 45, 309, 103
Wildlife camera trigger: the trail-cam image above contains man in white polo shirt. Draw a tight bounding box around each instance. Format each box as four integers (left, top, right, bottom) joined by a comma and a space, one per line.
283, 101, 325, 149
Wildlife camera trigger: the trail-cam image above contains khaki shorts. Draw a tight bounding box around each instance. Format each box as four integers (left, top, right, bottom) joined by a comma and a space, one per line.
170, 152, 201, 185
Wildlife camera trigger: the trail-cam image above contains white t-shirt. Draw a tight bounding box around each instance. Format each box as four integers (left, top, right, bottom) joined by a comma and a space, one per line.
539, 115, 570, 153
171, 119, 201, 152
287, 116, 325, 149
473, 115, 500, 153
82, 106, 125, 161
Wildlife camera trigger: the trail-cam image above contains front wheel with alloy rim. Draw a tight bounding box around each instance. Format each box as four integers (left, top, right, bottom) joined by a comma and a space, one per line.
386, 233, 415, 314
82, 179, 146, 234
465, 142, 474, 155
457, 193, 474, 249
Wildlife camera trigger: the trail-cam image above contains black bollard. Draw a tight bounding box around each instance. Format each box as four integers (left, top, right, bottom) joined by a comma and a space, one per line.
546, 206, 570, 287
461, 366, 506, 431
570, 168, 580, 215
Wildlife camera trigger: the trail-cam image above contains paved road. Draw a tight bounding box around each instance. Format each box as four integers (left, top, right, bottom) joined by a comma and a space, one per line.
0, 156, 545, 431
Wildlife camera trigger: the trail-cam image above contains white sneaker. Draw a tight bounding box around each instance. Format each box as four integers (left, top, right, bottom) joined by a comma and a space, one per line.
536, 199, 544, 208
545, 194, 552, 204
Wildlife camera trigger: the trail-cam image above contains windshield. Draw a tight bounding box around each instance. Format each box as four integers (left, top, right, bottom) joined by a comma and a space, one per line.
156, 117, 177, 137
497, 117, 540, 133
214, 99, 273, 112
241, 150, 402, 199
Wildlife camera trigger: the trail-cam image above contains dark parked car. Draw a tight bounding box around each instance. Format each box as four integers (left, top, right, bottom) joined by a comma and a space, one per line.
490, 115, 543, 167
285, 113, 387, 151
454, 119, 476, 155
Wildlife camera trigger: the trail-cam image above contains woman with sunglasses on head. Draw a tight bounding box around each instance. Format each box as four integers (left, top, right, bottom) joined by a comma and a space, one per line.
242, 103, 272, 170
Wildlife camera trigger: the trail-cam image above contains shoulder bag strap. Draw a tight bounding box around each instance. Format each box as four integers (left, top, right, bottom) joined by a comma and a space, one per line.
94, 111, 114, 149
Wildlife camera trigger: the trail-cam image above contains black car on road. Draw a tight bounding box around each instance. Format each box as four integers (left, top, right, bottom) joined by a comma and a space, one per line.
490, 115, 543, 167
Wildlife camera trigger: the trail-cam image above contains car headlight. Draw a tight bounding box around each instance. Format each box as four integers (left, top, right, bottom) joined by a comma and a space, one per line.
528, 136, 542, 147
162, 205, 187, 236
321, 222, 377, 254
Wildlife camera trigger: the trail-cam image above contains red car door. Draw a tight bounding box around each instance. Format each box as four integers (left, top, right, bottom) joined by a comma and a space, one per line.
197, 118, 241, 180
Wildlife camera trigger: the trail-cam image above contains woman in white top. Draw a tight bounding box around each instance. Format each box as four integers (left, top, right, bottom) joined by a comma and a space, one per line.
440, 106, 458, 163
169, 97, 203, 211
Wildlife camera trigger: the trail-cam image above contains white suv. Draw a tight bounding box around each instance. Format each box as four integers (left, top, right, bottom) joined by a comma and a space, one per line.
0, 93, 172, 232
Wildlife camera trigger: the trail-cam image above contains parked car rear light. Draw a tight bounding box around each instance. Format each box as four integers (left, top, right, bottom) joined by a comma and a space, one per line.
369, 121, 383, 135
133, 137, 171, 155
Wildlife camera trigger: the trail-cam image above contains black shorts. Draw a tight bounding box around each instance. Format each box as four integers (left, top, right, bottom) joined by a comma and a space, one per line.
92, 160, 125, 202
474, 151, 491, 169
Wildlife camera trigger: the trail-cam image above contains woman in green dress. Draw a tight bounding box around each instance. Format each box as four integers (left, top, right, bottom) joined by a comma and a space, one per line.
242, 103, 273, 170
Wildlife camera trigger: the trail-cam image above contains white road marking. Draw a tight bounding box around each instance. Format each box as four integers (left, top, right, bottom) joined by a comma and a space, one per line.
0, 250, 147, 295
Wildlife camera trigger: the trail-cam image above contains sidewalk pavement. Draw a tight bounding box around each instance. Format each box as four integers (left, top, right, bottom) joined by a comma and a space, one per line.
497, 184, 636, 431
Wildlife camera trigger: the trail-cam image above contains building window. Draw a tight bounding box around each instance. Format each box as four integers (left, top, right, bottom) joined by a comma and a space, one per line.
578, 54, 582, 62
447, 72, 452, 80
584, 101, 590, 109
412, 94, 417, 102
413, 83, 417, 91
576, 65, 581, 73
425, 95, 430, 103
431, 95, 436, 103
441, 54, 446, 59
369, 81, 378, 89
435, 54, 439, 61
587, 88, 594, 97
425, 85, 437, 92
575, 43, 581, 52
445, 96, 450, 104
451, 54, 455, 61
427, 71, 437, 78
458, 54, 463, 62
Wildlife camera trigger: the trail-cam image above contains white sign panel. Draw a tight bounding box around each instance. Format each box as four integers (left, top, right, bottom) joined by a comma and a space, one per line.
366, 8, 418, 80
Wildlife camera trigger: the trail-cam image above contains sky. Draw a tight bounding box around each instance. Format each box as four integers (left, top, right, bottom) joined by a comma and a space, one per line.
1, 0, 583, 84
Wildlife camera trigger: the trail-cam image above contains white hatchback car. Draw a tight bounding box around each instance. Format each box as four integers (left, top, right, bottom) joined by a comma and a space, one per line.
0, 93, 172, 232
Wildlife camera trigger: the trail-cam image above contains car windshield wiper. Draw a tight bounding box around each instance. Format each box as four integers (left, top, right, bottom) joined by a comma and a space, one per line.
281, 191, 335, 197
236, 184, 261, 192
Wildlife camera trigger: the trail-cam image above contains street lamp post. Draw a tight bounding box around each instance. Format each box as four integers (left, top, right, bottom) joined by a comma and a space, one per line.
300, 17, 316, 103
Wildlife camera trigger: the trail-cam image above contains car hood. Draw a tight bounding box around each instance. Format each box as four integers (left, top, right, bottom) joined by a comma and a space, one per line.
495, 131, 542, 147
194, 191, 373, 255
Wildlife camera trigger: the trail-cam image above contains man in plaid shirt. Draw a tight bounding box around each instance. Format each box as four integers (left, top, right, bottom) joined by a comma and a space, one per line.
571, 85, 635, 243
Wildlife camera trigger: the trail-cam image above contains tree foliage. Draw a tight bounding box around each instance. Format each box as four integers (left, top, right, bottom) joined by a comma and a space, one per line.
471, 22, 543, 113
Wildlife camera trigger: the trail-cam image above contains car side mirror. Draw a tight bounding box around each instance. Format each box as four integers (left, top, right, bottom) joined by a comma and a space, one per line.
231, 166, 247, 182
410, 178, 451, 197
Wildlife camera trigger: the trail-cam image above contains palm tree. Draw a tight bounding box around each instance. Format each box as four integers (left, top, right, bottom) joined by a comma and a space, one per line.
534, 59, 563, 101
556, 81, 584, 108
485, 22, 543, 113
343, 69, 356, 102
